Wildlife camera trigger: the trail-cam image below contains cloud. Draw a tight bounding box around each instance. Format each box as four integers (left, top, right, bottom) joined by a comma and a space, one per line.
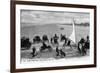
21, 10, 90, 26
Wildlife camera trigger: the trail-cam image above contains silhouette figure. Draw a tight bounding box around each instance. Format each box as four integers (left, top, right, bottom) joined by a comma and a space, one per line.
31, 47, 36, 57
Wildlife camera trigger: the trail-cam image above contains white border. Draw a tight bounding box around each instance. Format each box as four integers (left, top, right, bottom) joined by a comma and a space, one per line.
16, 4, 94, 69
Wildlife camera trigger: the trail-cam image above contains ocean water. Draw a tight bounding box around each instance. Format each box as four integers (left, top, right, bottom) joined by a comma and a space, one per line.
21, 24, 89, 43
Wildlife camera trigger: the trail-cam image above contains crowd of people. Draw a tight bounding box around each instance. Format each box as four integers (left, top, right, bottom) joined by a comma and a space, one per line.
21, 34, 90, 58
78, 36, 90, 56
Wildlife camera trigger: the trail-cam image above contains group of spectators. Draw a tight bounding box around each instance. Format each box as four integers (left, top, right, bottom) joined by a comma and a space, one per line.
21, 34, 90, 58
78, 36, 90, 56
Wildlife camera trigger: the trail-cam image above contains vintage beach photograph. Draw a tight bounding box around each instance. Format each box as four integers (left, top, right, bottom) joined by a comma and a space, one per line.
20, 10, 90, 63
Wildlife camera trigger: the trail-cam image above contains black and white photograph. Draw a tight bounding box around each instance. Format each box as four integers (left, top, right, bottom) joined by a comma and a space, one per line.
11, 1, 96, 72
20, 10, 90, 62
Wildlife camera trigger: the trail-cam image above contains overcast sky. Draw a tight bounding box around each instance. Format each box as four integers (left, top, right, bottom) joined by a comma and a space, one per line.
21, 10, 90, 27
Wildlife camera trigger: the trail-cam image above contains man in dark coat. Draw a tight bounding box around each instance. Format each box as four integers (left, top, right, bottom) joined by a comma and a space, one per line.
56, 46, 60, 56
32, 47, 36, 57
78, 38, 87, 55
85, 36, 90, 49
53, 34, 59, 44
60, 49, 66, 58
